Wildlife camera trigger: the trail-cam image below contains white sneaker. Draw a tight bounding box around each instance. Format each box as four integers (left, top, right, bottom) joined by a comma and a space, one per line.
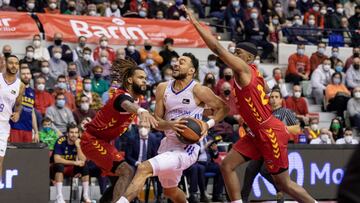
55, 196, 66, 203
83, 197, 92, 203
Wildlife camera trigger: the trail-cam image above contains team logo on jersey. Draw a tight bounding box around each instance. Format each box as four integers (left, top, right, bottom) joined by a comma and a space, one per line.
182, 99, 190, 104
11, 90, 16, 95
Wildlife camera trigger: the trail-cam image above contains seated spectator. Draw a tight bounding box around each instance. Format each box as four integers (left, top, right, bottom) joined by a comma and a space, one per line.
344, 0, 356, 18
138, 6, 149, 18
32, 34, 50, 61
53, 75, 76, 111
285, 0, 301, 20
267, 67, 289, 98
224, 0, 245, 41
329, 117, 344, 141
39, 60, 57, 92
347, 86, 360, 130
334, 60, 346, 82
117, 0, 130, 15
310, 128, 333, 144
285, 85, 309, 125
285, 44, 310, 84
297, 0, 312, 14
215, 68, 234, 96
219, 82, 240, 125
19, 0, 43, 13
139, 40, 163, 65
67, 62, 83, 95
73, 94, 97, 125
115, 48, 126, 61
44, 0, 60, 14
310, 42, 328, 74
86, 3, 100, 16
184, 163, 205, 203
327, 3, 346, 29
39, 117, 61, 151
167, 0, 186, 20
162, 66, 174, 81
130, 0, 148, 14
46, 93, 75, 134
345, 56, 360, 90
138, 54, 162, 86
190, 0, 206, 19
244, 8, 274, 60
301, 14, 322, 45
125, 39, 141, 65
348, 5, 360, 30
20, 45, 41, 77
271, 2, 286, 25
76, 77, 102, 111
304, 2, 324, 28
75, 47, 95, 78
63, 0, 79, 15
311, 58, 334, 104
336, 128, 359, 144
330, 47, 343, 70
199, 54, 220, 83
91, 66, 110, 97
304, 117, 321, 141
203, 73, 216, 90
285, 14, 304, 44
73, 36, 88, 62
268, 14, 284, 45
105, 0, 121, 17
0, 0, 16, 11
345, 47, 360, 70
53, 124, 91, 203
159, 38, 179, 69
0, 45, 11, 72
148, 0, 168, 19
93, 35, 115, 64
325, 72, 351, 113
49, 46, 68, 81
48, 32, 73, 63
94, 50, 112, 79
34, 76, 55, 116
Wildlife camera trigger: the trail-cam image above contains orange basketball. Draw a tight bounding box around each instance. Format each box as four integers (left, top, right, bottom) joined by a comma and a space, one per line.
176, 117, 203, 144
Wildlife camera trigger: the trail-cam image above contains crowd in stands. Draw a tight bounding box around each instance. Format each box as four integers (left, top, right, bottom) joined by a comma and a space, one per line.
0, 0, 359, 202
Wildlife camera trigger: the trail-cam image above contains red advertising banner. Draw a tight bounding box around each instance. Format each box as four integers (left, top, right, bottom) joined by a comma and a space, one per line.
0, 12, 39, 39
37, 13, 208, 48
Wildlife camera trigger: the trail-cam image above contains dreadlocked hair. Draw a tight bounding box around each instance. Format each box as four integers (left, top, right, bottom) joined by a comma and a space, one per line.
110, 58, 143, 89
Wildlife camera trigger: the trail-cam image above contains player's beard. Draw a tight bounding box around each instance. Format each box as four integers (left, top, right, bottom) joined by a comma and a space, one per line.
173, 72, 187, 80
132, 82, 147, 95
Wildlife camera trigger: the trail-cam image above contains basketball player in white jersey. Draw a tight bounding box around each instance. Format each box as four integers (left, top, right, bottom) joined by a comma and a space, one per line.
0, 55, 25, 184
116, 53, 229, 203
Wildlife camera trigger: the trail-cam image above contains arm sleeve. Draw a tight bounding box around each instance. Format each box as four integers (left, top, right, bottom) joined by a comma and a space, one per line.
53, 140, 63, 155
113, 93, 135, 112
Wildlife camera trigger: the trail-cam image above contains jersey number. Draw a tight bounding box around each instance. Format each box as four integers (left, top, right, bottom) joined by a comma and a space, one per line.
257, 84, 269, 105
0, 104, 4, 112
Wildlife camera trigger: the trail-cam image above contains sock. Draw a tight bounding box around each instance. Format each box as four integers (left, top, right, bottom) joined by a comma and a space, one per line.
231, 200, 243, 203
116, 196, 129, 203
82, 181, 90, 199
55, 182, 63, 198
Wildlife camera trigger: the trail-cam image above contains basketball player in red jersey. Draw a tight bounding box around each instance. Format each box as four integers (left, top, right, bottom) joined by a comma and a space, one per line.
80, 59, 158, 203
185, 7, 317, 203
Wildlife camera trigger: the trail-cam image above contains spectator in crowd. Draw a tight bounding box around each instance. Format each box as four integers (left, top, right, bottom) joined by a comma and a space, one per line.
73, 94, 96, 125
348, 5, 359, 30
190, 0, 206, 19
86, 3, 100, 16
48, 32, 73, 63
330, 47, 343, 70
224, 0, 245, 41
155, 10, 165, 19
148, 0, 168, 19
0, 0, 16, 11
302, 14, 322, 45
325, 72, 351, 112
162, 66, 174, 81
115, 48, 126, 60
310, 128, 334, 144
105, 0, 121, 17
304, 2, 324, 28
0, 45, 12, 72
334, 60, 346, 82
62, 0, 78, 15
310, 42, 328, 73
73, 36, 88, 62
20, 45, 41, 77
125, 39, 141, 65
328, 3, 346, 29
39, 117, 61, 151
91, 66, 109, 97
297, 0, 312, 14
53, 75, 76, 111
40, 60, 57, 92
227, 42, 236, 54
140, 40, 163, 65
20, 0, 43, 13
215, 67, 234, 96
44, 0, 60, 14
243, 0, 262, 22
9, 65, 39, 143
53, 124, 91, 203
336, 128, 359, 144
268, 14, 285, 46
118, 0, 130, 15
94, 50, 112, 78
101, 80, 120, 105
285, 44, 311, 84
267, 67, 289, 98
285, 0, 301, 20
345, 56, 360, 90
339, 17, 356, 46
32, 34, 50, 61
202, 72, 217, 90
285, 14, 304, 44
347, 86, 360, 130
138, 54, 162, 86
130, 0, 148, 14
46, 93, 75, 134
137, 5, 149, 18
271, 2, 286, 24
159, 38, 179, 69
67, 62, 83, 95
34, 76, 55, 116
76, 77, 102, 111
167, 0, 186, 20
199, 54, 220, 83
244, 8, 274, 60
285, 85, 309, 125
311, 58, 334, 104
305, 117, 321, 141
75, 47, 94, 78
344, 0, 357, 18
219, 82, 241, 125
345, 47, 360, 70
329, 117, 344, 141
49, 46, 68, 81
93, 35, 116, 64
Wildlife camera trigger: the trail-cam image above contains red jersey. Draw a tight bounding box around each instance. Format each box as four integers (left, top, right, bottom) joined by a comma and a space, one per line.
85, 89, 136, 142
234, 64, 273, 131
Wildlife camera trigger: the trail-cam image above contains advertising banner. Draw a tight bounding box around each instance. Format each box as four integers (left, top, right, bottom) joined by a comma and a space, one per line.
0, 12, 39, 39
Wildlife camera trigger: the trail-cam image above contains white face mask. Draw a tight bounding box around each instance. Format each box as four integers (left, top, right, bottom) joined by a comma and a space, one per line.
208, 61, 216, 67
89, 10, 97, 16
294, 91, 302, 98
111, 4, 118, 10
344, 136, 353, 144
337, 8, 344, 14
33, 40, 41, 47
100, 41, 108, 47
83, 54, 91, 61
54, 52, 62, 59
320, 134, 329, 142
100, 56, 108, 64
228, 47, 235, 53
320, 9, 327, 15
28, 2, 35, 10
164, 75, 173, 81
37, 84, 45, 91
26, 52, 34, 59
41, 67, 50, 74
127, 45, 135, 53
308, 19, 316, 26
49, 3, 57, 9
354, 92, 360, 99
310, 124, 318, 131
254, 60, 260, 65
139, 127, 149, 138
80, 103, 90, 111
323, 64, 331, 72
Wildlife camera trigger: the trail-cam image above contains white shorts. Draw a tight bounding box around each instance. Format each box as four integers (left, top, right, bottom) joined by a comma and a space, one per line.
148, 144, 200, 188
0, 122, 10, 157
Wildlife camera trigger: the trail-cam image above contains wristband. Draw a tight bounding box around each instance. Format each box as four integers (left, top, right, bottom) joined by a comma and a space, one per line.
206, 119, 215, 129
137, 107, 148, 115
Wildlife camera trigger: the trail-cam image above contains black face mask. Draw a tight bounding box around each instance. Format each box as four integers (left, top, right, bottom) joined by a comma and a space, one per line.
144, 45, 152, 51
79, 42, 86, 47
133, 83, 147, 95
94, 73, 102, 79
224, 89, 231, 96
54, 39, 62, 46
68, 71, 77, 77
224, 75, 232, 81
354, 64, 360, 70
3, 52, 11, 58
206, 77, 215, 84
69, 6, 76, 11
354, 53, 360, 58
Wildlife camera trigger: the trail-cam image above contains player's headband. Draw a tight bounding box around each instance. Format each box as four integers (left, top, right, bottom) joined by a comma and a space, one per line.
235, 42, 258, 56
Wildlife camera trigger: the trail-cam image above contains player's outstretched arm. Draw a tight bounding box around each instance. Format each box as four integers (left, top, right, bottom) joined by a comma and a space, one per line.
121, 100, 158, 128
184, 6, 251, 85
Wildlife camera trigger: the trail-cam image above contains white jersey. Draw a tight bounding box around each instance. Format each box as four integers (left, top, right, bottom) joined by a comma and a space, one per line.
158, 80, 204, 153
0, 73, 21, 123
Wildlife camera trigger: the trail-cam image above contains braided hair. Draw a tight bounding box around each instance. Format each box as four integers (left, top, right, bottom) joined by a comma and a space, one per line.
110, 58, 144, 89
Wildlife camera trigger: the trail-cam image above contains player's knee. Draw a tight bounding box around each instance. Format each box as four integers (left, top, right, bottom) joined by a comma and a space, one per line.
220, 159, 233, 173
54, 163, 65, 173
115, 162, 134, 177
137, 162, 153, 177
163, 187, 177, 198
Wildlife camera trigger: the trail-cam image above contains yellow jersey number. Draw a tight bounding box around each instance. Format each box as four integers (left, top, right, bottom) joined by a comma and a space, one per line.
257, 84, 269, 105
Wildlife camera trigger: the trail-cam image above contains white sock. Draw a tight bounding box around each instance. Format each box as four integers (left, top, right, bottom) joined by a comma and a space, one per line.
82, 181, 90, 199
55, 182, 63, 198
231, 200, 243, 203
116, 196, 129, 203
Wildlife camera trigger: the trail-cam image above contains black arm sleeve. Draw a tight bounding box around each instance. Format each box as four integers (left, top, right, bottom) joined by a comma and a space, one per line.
113, 94, 135, 112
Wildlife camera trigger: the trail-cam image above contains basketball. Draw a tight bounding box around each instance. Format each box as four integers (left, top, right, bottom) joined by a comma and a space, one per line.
176, 117, 203, 144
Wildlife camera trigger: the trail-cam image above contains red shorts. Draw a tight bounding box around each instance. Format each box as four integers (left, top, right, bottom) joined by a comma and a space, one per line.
80, 131, 124, 176
233, 116, 289, 174
9, 129, 32, 143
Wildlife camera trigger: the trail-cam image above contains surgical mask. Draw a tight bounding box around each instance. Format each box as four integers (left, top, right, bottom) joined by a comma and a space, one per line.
323, 64, 331, 72
57, 82, 67, 90
294, 91, 301, 98
320, 9, 327, 15
127, 45, 135, 53
43, 127, 51, 132
80, 103, 90, 111
272, 19, 279, 25
26, 52, 34, 59
139, 11, 147, 18
146, 58, 154, 66
41, 67, 49, 74
297, 49, 305, 55
33, 40, 41, 47
111, 4, 118, 10
232, 1, 240, 8
83, 54, 91, 61
56, 99, 66, 108
275, 7, 282, 13
224, 89, 231, 96
229, 47, 235, 53
89, 10, 97, 16
313, 6, 320, 12
94, 73, 102, 80
310, 124, 318, 131
54, 39, 62, 46
37, 84, 45, 91
335, 66, 343, 72
320, 134, 329, 142
28, 2, 35, 10
354, 92, 360, 99
247, 2, 254, 8
208, 60, 216, 67
336, 8, 344, 14
100, 41, 108, 47
345, 136, 353, 144
250, 13, 258, 20
139, 127, 149, 138
318, 48, 325, 54
309, 19, 315, 26
68, 70, 77, 77
164, 75, 172, 81
295, 19, 303, 25
84, 83, 92, 91
333, 78, 341, 84
100, 57, 108, 64
54, 53, 62, 59
224, 75, 232, 81
332, 52, 339, 58
49, 3, 57, 9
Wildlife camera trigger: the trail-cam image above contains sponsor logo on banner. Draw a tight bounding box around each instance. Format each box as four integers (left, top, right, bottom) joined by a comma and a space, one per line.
0, 12, 39, 39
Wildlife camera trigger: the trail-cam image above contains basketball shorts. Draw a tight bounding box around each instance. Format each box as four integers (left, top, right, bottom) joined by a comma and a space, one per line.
0, 122, 10, 157
233, 116, 289, 174
80, 131, 124, 176
148, 144, 200, 188
9, 129, 32, 143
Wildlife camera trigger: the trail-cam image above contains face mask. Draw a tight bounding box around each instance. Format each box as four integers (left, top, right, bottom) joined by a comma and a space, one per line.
224, 89, 231, 96
206, 77, 215, 84
318, 48, 325, 55
144, 45, 152, 51
294, 91, 301, 98
54, 39, 62, 46
247, 2, 254, 8
164, 75, 172, 81
224, 75, 232, 81
80, 103, 90, 111
337, 8, 344, 14
332, 52, 339, 58
345, 136, 353, 144
208, 60, 216, 67
33, 40, 41, 47
354, 92, 360, 99
68, 70, 77, 77
154, 0, 160, 3
41, 67, 49, 74
310, 124, 318, 131
146, 58, 154, 66
37, 84, 45, 91
272, 19, 279, 25
320, 9, 327, 15
100, 57, 108, 64
323, 64, 331, 72
94, 73, 102, 80
354, 53, 360, 58
333, 78, 341, 84
120, 0, 126, 3
254, 60, 260, 65
79, 41, 86, 47
26, 52, 34, 59
139, 127, 149, 138
3, 52, 10, 58
139, 11, 147, 18
84, 83, 92, 91
250, 13, 258, 20
274, 75, 281, 81
83, 54, 91, 61
229, 47, 235, 53
68, 6, 75, 11
49, 3, 57, 9
57, 82, 67, 90
320, 134, 329, 142
127, 45, 135, 53
111, 4, 118, 10
54, 52, 62, 60
313, 6, 320, 12
335, 66, 343, 72
56, 99, 66, 108
297, 49, 305, 55
232, 1, 240, 8
309, 19, 316, 26
100, 41, 108, 47
302, 0, 308, 2
43, 127, 51, 132
275, 7, 282, 13
331, 123, 341, 131
295, 19, 303, 26
354, 64, 360, 70
28, 2, 35, 9
89, 10, 97, 16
